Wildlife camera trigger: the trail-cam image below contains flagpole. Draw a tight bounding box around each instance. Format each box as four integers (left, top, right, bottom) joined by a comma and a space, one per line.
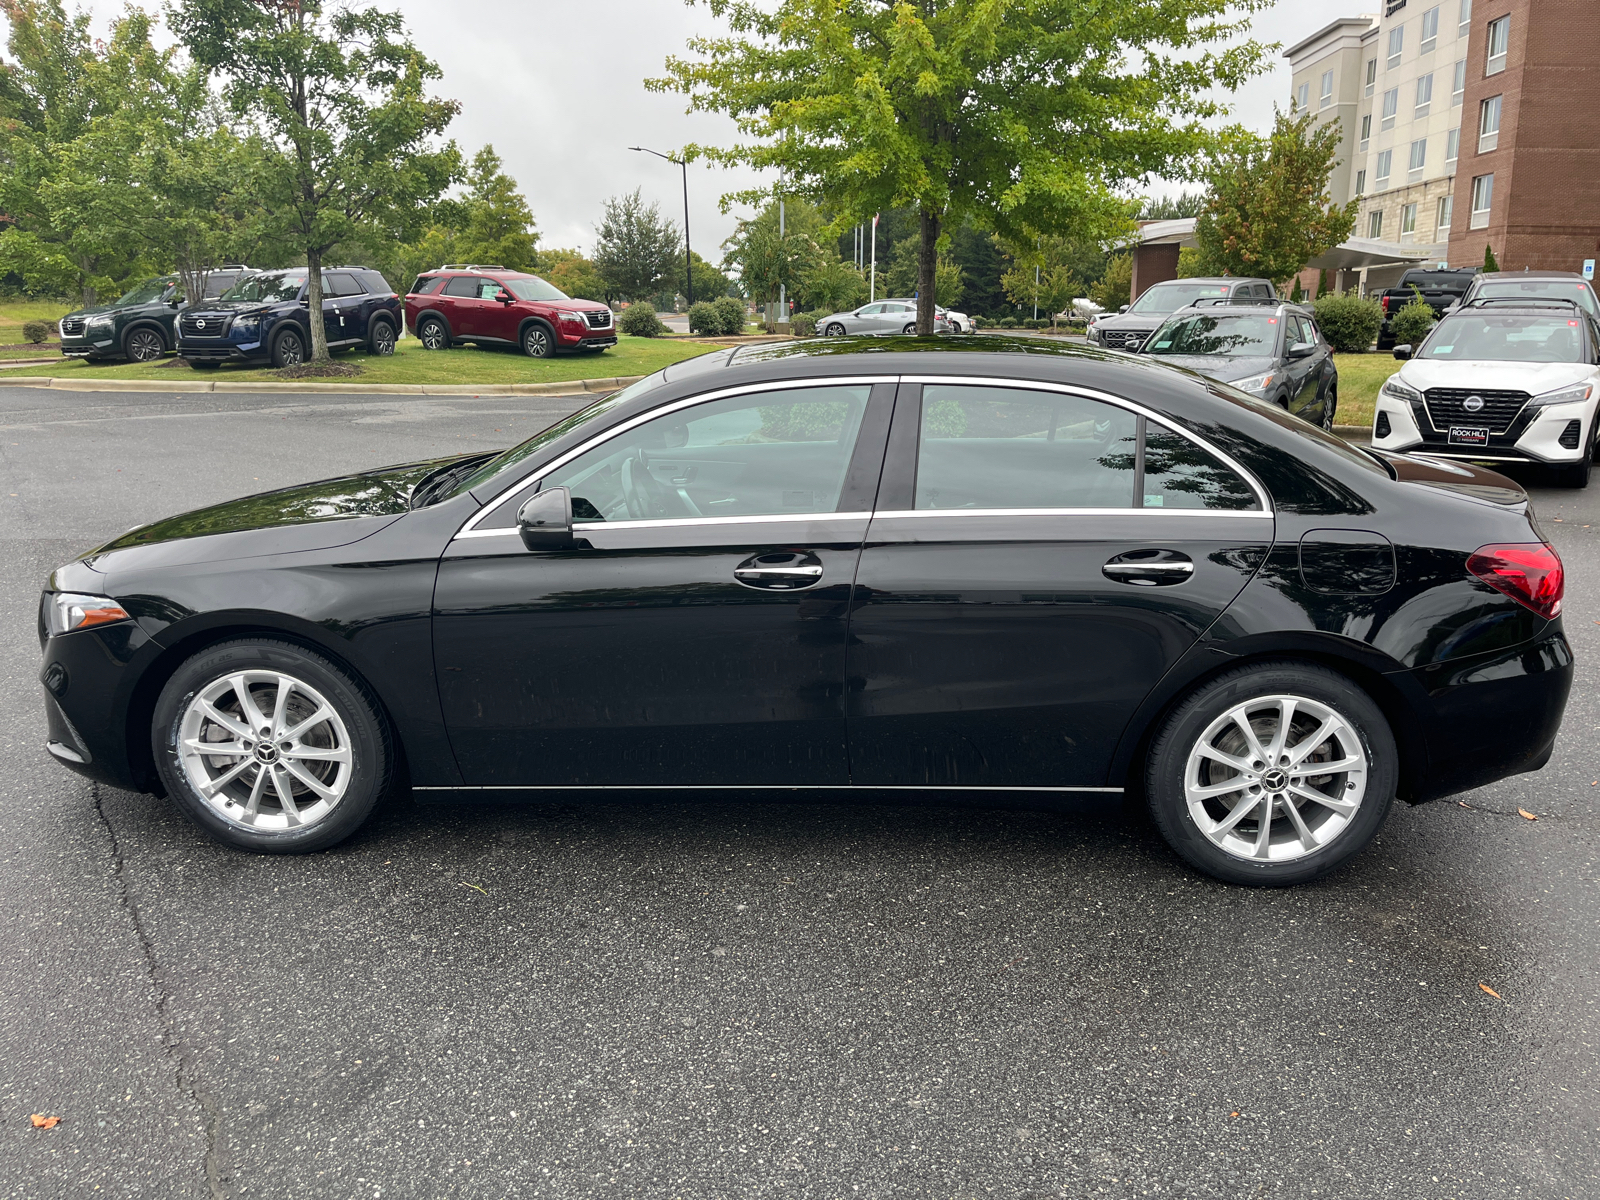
870, 214, 877, 303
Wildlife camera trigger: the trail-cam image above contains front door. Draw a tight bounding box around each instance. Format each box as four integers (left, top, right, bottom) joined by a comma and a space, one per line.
846, 381, 1274, 789
433, 381, 894, 787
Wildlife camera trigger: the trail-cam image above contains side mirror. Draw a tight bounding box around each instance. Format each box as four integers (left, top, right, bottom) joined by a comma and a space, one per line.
1289, 341, 1315, 359
496, 289, 514, 304
517, 486, 575, 552
1118, 304, 1130, 314
1392, 344, 1413, 360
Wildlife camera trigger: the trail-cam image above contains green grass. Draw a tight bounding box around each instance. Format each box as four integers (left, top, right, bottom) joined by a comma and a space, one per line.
1332, 351, 1400, 428
0, 299, 70, 345
9, 334, 714, 385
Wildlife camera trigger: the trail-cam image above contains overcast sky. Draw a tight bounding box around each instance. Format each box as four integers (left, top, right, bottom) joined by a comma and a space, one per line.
8, 0, 1377, 258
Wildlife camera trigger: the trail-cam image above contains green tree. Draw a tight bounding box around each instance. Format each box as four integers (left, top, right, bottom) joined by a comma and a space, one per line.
450, 145, 539, 271
1139, 191, 1208, 220
1000, 237, 1081, 329
593, 188, 680, 302
886, 238, 965, 306
1177, 246, 1203, 278
172, 0, 461, 361
721, 200, 824, 309
795, 254, 867, 313
678, 248, 732, 303
1091, 253, 1133, 311
1484, 243, 1500, 272
654, 0, 1273, 335
1194, 107, 1357, 286
537, 248, 606, 302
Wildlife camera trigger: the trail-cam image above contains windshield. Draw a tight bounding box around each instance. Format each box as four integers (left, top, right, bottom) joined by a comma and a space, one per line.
115, 278, 173, 307
504, 276, 569, 302
1474, 279, 1599, 318
1146, 313, 1280, 357
1128, 282, 1233, 315
222, 271, 307, 303
1423, 313, 1589, 363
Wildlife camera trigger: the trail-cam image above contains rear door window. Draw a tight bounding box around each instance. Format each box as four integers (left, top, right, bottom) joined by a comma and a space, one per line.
325, 272, 365, 297
444, 275, 482, 298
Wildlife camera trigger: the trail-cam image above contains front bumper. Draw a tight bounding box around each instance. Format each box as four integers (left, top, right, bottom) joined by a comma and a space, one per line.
60, 335, 115, 358
38, 611, 165, 794
1372, 393, 1593, 465
178, 341, 262, 363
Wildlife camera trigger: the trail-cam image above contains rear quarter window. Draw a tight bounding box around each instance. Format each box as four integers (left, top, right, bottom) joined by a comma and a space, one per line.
410, 276, 444, 295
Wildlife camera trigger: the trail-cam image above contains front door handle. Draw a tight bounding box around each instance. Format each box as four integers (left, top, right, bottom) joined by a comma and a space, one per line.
1103, 549, 1194, 586
734, 550, 824, 590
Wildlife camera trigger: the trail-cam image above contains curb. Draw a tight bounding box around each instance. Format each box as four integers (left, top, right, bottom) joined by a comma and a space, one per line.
0, 374, 644, 397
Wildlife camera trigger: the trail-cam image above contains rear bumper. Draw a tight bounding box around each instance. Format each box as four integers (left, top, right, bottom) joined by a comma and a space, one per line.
1397, 625, 1573, 802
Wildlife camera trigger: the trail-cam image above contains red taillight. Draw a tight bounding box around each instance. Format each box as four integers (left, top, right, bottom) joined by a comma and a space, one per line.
1381, 295, 1392, 312
1467, 542, 1564, 619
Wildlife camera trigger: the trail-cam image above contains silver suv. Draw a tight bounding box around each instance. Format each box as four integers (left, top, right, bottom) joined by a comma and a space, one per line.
1088, 277, 1278, 351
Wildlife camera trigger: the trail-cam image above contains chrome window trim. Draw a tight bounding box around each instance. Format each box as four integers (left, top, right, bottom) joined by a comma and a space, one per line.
455, 376, 893, 538
900, 374, 1275, 514
454, 511, 873, 539
871, 507, 1273, 521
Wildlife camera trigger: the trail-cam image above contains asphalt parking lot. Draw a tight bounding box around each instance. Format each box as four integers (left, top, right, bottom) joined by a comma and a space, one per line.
0, 381, 1596, 1200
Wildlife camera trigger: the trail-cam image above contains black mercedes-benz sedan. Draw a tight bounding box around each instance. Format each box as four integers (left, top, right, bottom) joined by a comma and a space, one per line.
37, 338, 1572, 886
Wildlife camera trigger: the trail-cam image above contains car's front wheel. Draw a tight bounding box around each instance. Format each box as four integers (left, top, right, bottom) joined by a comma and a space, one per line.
1146, 661, 1396, 886
522, 323, 554, 358
124, 327, 166, 363
1321, 386, 1338, 430
271, 328, 305, 368
153, 639, 390, 854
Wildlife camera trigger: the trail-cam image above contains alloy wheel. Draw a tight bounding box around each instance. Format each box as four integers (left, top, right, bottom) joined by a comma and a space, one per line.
275, 332, 304, 366
371, 321, 396, 356
523, 325, 552, 357
826, 323, 846, 336
177, 670, 353, 833
126, 329, 164, 363
419, 319, 448, 350
1183, 693, 1368, 863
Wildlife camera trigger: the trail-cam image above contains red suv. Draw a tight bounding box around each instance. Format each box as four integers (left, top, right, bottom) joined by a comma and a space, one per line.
404, 265, 616, 357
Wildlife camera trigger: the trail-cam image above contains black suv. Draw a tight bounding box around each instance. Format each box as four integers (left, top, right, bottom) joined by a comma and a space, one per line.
177, 267, 402, 369
59, 267, 256, 363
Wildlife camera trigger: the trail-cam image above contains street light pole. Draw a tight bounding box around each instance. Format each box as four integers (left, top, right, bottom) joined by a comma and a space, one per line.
630, 146, 693, 310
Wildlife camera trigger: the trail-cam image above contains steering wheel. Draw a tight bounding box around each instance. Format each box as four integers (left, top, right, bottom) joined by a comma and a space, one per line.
621, 451, 699, 519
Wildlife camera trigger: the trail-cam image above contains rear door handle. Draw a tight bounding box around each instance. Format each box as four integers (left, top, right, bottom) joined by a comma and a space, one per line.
1104, 549, 1194, 586
734, 550, 824, 590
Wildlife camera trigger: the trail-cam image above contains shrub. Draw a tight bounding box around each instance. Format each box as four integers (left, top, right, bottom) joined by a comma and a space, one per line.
1484, 243, 1500, 272
687, 301, 721, 335
1388, 289, 1437, 349
21, 319, 51, 343
1311, 292, 1383, 352
712, 295, 747, 335
790, 312, 818, 337
619, 303, 666, 337
998, 316, 1019, 329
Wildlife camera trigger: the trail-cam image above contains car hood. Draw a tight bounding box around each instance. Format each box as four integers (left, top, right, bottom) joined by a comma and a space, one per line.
542, 298, 611, 313
1143, 354, 1275, 382
1092, 312, 1170, 330
79, 453, 475, 571
63, 303, 120, 319
1398, 359, 1594, 396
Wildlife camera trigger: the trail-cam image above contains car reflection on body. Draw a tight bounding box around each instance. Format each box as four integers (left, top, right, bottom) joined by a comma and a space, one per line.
39, 337, 1570, 886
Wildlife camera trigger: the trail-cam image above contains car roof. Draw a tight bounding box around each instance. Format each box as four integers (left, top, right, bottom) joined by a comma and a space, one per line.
1147, 276, 1271, 286
1476, 271, 1590, 282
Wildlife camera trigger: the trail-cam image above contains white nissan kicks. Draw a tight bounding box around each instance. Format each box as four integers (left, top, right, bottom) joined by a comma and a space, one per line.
1371, 298, 1600, 487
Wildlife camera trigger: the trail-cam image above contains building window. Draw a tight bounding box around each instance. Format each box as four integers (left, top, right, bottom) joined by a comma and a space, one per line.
1458, 0, 1472, 37
1381, 87, 1400, 130
1415, 73, 1433, 116
1376, 149, 1393, 185
1421, 6, 1440, 53
1479, 94, 1501, 152
1437, 194, 1453, 234
1321, 69, 1335, 108
1388, 25, 1405, 69
1366, 57, 1378, 96
1409, 138, 1428, 173
1446, 126, 1460, 162
1369, 209, 1385, 238
1360, 113, 1372, 151
1401, 203, 1419, 239
1470, 173, 1493, 228
1296, 81, 1310, 110
1486, 15, 1509, 75
1356, 169, 1367, 196
1452, 59, 1466, 105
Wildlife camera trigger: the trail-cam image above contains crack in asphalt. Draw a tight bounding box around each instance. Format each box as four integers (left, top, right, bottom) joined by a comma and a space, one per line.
89, 782, 229, 1199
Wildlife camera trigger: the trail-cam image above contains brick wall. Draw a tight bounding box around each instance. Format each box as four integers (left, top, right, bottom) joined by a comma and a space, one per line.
1447, 0, 1600, 271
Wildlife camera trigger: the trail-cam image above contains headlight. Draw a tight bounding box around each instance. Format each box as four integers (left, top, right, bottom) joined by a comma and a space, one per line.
1231, 372, 1278, 394
43, 592, 131, 636
85, 315, 114, 332
232, 315, 260, 338
559, 312, 585, 325
1381, 376, 1423, 404
1529, 382, 1594, 407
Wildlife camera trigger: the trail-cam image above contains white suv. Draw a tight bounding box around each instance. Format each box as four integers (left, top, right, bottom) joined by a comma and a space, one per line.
1370, 299, 1600, 487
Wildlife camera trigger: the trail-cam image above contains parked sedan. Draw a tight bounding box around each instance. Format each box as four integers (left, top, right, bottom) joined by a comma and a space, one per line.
39, 338, 1570, 886
1139, 303, 1339, 429
819, 299, 949, 336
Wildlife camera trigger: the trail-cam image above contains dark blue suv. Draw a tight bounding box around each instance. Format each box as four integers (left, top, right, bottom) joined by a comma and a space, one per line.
176, 267, 402, 369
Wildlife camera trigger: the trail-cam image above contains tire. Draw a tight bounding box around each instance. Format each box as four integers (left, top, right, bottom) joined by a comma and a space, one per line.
368, 318, 396, 356
123, 327, 166, 363
902, 322, 917, 335
152, 638, 391, 854
417, 316, 449, 350
522, 323, 554, 358
826, 323, 846, 336
271, 327, 305, 368
1145, 661, 1397, 887
1321, 387, 1338, 431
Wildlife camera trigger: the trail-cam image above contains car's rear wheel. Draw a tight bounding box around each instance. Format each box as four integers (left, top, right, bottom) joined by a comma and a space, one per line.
902, 322, 917, 335
369, 319, 396, 356
153, 639, 390, 854
522, 323, 554, 358
1146, 661, 1396, 886
271, 328, 305, 368
124, 327, 166, 363
826, 322, 846, 336
417, 316, 449, 350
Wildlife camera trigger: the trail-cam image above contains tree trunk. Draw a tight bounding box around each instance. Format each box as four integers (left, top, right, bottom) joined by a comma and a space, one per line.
306, 246, 329, 361
917, 207, 940, 335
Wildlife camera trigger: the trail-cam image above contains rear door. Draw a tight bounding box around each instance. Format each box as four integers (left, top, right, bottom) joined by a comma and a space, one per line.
324, 272, 368, 344
845, 379, 1274, 790
433, 379, 895, 787
441, 274, 490, 336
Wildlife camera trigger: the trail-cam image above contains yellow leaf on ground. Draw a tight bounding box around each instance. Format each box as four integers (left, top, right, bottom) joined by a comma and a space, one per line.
29, 1114, 60, 1129
1479, 984, 1503, 1000
1517, 808, 1538, 821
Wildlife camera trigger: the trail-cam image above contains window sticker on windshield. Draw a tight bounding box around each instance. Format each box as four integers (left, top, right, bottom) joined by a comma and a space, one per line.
1433, 344, 1454, 353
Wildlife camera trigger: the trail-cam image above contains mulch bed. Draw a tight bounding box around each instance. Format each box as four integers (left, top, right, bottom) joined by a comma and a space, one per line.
0, 341, 58, 351
268, 361, 366, 380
